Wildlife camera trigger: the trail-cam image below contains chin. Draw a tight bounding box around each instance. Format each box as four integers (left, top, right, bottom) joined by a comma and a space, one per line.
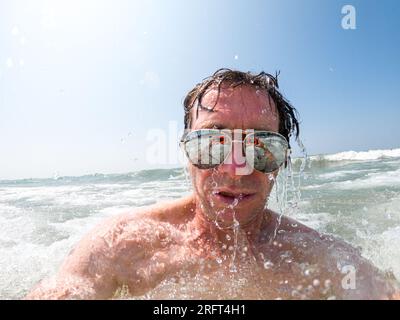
206, 205, 258, 229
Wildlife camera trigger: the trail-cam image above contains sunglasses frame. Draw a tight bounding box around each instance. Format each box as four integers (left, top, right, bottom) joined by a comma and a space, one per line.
180, 129, 289, 172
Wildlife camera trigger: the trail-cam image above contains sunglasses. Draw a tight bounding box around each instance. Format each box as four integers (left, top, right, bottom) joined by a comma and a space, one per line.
180, 129, 289, 173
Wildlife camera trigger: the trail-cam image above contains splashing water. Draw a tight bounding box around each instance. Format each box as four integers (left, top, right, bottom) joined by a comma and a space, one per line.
269, 139, 309, 239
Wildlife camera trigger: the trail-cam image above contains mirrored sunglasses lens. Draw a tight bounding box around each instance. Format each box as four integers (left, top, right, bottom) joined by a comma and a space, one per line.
245, 133, 287, 172
184, 132, 230, 168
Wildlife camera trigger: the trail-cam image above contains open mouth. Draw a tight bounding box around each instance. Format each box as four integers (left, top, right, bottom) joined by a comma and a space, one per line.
212, 190, 255, 205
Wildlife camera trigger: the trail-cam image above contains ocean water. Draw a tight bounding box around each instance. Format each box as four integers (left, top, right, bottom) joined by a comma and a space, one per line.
1, 148, 400, 299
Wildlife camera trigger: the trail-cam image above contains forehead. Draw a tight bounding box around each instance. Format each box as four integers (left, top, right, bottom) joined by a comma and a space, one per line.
191, 84, 279, 131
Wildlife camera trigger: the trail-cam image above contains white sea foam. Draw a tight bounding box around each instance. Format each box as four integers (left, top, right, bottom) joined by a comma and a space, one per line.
293, 211, 334, 231
303, 168, 400, 190
362, 226, 400, 280
310, 148, 400, 162
318, 170, 361, 180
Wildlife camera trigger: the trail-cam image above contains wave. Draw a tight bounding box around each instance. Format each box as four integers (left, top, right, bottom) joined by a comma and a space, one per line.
313, 148, 400, 162
0, 168, 185, 186
303, 168, 400, 190
2, 148, 399, 185
292, 148, 400, 168
320, 148, 400, 161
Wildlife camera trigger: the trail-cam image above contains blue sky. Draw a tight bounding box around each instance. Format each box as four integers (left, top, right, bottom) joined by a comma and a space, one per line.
0, 0, 399, 179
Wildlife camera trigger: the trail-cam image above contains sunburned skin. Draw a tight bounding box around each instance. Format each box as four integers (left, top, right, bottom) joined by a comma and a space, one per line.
25, 84, 400, 300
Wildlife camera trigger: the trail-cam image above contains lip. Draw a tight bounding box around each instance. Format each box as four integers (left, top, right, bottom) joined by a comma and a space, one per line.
212, 189, 256, 205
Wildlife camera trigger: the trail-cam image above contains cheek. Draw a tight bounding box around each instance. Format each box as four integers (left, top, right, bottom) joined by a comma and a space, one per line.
189, 165, 212, 194
254, 172, 276, 194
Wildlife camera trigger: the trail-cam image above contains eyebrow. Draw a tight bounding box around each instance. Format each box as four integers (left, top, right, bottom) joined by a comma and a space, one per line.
197, 121, 225, 129
196, 121, 273, 131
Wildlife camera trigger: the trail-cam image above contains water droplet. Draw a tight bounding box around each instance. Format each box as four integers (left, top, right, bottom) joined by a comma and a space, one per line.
312, 279, 320, 287
291, 289, 299, 297
291, 223, 298, 228
229, 264, 237, 273
231, 198, 239, 207
6, 58, 13, 68
324, 279, 332, 288
225, 234, 231, 241
11, 26, 19, 36
263, 261, 274, 269
216, 257, 222, 264
243, 246, 248, 252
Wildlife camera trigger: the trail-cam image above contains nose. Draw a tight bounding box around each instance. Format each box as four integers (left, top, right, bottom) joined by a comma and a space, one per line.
218, 140, 253, 176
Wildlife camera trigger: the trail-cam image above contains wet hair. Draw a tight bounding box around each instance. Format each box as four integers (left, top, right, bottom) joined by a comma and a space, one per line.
183, 68, 300, 148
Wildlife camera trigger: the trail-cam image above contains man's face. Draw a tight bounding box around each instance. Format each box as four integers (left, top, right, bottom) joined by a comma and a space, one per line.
188, 84, 281, 228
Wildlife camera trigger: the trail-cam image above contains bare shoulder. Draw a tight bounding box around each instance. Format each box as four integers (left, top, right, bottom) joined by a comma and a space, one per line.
265, 210, 359, 254
25, 196, 195, 299
67, 194, 195, 261
262, 211, 398, 299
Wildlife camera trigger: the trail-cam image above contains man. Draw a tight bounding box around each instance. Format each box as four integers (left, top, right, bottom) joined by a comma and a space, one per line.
26, 69, 399, 299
